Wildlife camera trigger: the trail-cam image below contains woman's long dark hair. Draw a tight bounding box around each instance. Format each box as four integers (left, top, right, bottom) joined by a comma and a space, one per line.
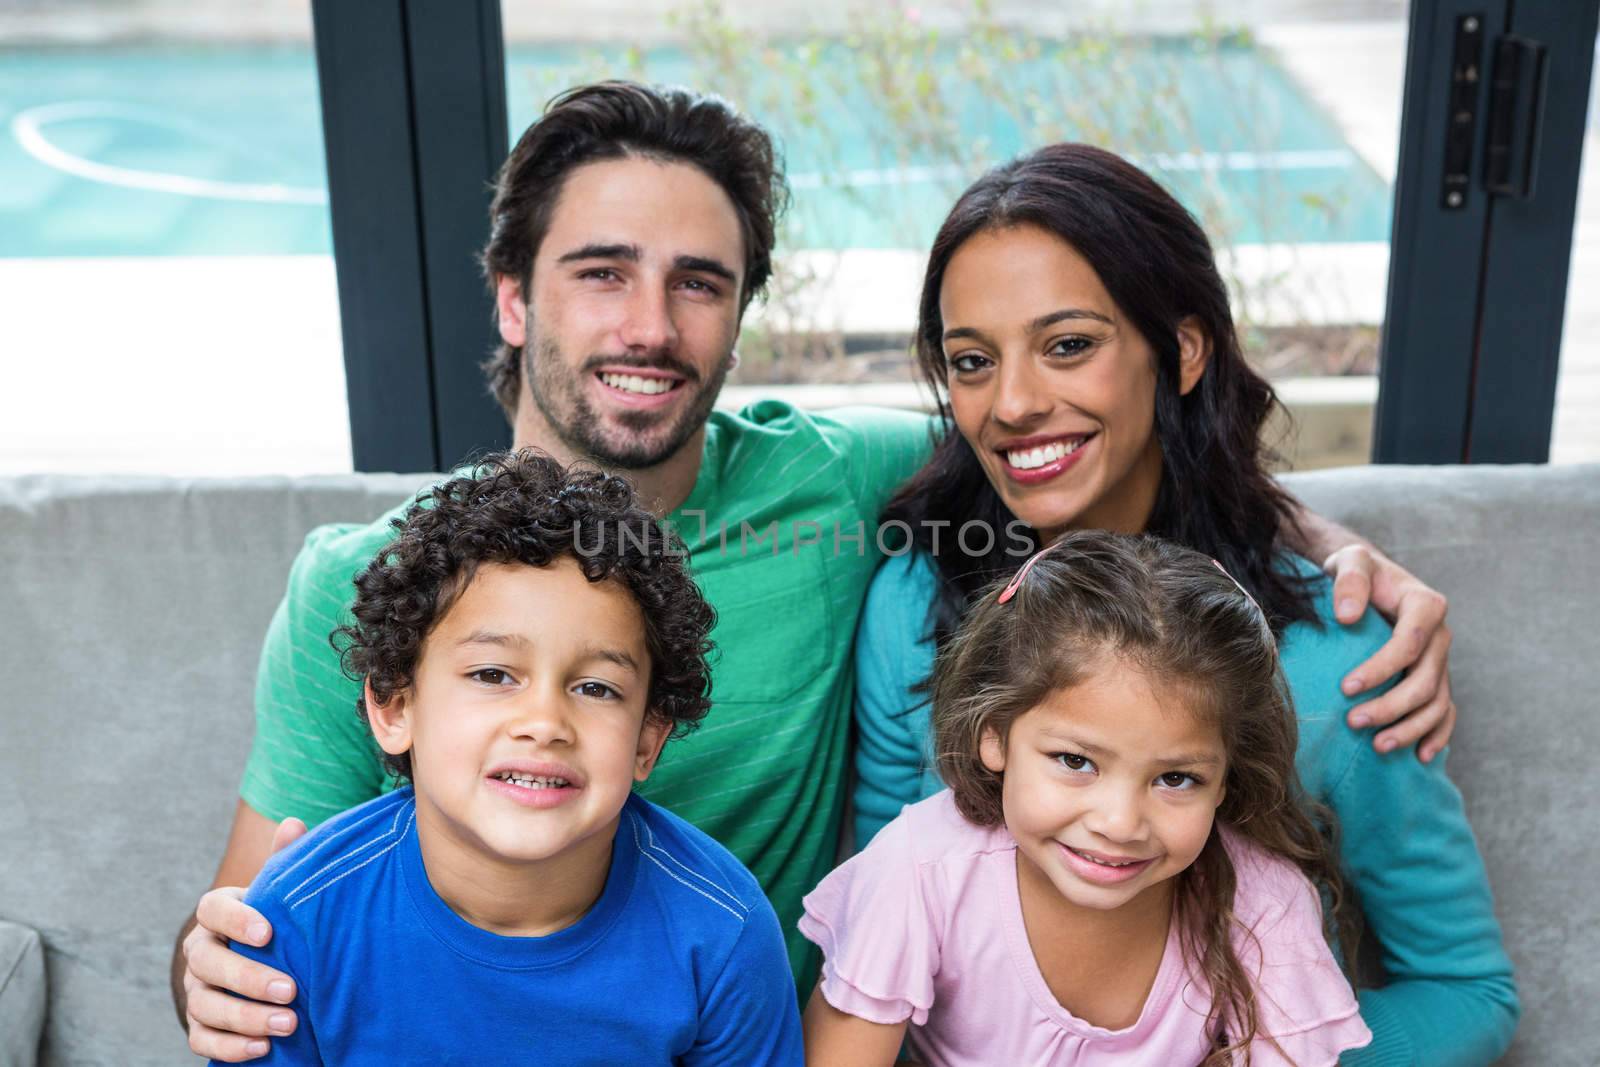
884, 143, 1316, 650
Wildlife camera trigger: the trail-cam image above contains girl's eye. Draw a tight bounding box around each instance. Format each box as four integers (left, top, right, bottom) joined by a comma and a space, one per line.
469, 668, 512, 686
948, 352, 992, 374
1158, 772, 1199, 790
575, 681, 619, 700
1055, 752, 1096, 774
1047, 336, 1093, 358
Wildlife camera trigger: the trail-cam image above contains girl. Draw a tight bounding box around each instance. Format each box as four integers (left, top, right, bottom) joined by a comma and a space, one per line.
852, 143, 1517, 1064
804, 531, 1369, 1065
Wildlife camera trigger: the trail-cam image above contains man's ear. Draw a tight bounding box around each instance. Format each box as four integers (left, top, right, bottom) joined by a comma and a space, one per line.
979, 724, 1008, 775
364, 678, 414, 759
633, 714, 673, 783
495, 274, 528, 348
1176, 315, 1214, 397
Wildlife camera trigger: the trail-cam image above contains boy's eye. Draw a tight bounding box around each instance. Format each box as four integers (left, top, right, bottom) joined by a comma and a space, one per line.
469, 668, 512, 686
575, 681, 619, 700
1158, 772, 1198, 790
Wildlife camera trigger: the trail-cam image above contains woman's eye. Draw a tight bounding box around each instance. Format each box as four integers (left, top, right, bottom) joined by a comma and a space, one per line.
948, 352, 991, 374
1158, 772, 1197, 790
470, 668, 511, 686
1047, 336, 1093, 358
576, 681, 619, 700
1055, 752, 1095, 773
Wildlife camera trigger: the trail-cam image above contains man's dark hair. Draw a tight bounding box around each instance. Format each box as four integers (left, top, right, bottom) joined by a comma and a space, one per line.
480, 80, 788, 419
333, 450, 717, 781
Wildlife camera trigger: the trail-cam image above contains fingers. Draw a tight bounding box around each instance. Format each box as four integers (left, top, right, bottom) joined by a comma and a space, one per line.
1347, 621, 1455, 760
194, 887, 271, 948
186, 1016, 271, 1062
1323, 546, 1376, 624
1346, 624, 1448, 727
185, 927, 296, 1005
271, 817, 308, 855
1367, 688, 1448, 756
1416, 698, 1458, 764
1341, 596, 1449, 698
186, 979, 297, 1043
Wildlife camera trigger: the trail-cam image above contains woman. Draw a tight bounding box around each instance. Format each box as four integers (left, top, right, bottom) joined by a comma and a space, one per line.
851, 144, 1517, 1064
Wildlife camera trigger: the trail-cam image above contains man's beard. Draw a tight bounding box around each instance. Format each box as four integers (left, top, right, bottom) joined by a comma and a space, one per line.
525, 332, 732, 471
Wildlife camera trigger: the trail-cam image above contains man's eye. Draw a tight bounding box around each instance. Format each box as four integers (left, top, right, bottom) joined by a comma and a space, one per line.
681, 278, 720, 295
580, 268, 618, 282
576, 681, 618, 700
470, 668, 511, 685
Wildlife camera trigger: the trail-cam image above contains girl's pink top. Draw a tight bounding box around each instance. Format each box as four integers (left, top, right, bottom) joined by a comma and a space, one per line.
800, 791, 1371, 1067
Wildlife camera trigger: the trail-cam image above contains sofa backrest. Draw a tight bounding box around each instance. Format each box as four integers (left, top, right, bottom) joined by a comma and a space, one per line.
0, 464, 1595, 1065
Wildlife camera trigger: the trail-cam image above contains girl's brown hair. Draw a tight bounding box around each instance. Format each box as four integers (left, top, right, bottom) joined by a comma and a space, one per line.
933, 529, 1355, 1066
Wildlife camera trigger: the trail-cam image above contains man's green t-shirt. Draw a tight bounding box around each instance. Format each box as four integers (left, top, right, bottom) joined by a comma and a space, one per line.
240, 400, 932, 990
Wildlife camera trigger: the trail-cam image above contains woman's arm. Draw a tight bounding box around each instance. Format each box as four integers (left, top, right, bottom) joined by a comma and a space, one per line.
1328, 742, 1519, 1067
803, 986, 909, 1067
852, 554, 941, 850
1288, 504, 1455, 761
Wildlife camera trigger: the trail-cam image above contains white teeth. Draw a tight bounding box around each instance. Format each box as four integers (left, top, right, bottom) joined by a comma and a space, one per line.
494, 772, 570, 790
1005, 436, 1088, 470
600, 372, 677, 396
1071, 847, 1137, 868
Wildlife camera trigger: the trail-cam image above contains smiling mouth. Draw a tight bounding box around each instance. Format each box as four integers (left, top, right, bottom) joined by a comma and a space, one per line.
1001, 433, 1095, 471
596, 371, 685, 397
491, 771, 573, 791
1066, 845, 1146, 868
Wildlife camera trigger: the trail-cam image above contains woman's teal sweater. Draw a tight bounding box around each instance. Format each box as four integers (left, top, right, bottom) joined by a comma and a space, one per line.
852, 551, 1518, 1067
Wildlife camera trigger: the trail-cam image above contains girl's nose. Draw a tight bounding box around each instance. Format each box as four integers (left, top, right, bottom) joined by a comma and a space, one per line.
1084, 789, 1148, 844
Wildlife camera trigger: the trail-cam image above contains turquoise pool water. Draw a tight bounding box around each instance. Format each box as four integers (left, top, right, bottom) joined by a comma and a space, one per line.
0, 40, 1392, 258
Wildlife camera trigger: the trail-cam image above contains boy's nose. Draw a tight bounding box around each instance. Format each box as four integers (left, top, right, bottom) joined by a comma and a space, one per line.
507, 694, 575, 746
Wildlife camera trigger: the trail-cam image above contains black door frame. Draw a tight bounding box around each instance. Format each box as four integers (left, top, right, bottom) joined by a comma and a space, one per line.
1376, 0, 1598, 463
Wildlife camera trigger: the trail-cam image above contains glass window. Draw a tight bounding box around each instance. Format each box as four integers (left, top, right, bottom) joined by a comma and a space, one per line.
0, 1, 350, 475
501, 1, 1409, 469
1550, 37, 1599, 464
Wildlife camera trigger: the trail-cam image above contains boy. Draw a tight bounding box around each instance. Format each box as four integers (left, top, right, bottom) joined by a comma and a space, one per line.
215, 451, 802, 1065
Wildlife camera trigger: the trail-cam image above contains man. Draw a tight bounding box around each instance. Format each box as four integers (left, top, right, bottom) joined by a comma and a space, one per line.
177, 81, 1455, 1062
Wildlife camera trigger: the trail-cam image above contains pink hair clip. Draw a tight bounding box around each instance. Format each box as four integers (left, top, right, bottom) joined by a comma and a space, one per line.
998, 547, 1051, 604
1210, 558, 1264, 617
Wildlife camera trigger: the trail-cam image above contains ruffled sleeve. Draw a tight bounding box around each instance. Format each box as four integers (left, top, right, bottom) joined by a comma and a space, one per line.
798, 807, 943, 1026
1225, 832, 1372, 1067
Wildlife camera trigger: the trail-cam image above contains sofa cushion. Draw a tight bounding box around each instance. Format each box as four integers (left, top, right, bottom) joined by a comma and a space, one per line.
0, 920, 46, 1067
1283, 462, 1600, 1066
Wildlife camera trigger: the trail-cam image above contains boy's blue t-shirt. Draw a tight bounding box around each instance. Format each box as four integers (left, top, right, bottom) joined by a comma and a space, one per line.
219, 788, 802, 1066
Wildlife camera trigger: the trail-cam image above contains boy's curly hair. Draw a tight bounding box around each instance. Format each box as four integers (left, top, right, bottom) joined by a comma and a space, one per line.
332, 450, 717, 781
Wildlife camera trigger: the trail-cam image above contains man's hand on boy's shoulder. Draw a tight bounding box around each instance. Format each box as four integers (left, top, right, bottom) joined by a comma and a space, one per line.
179, 809, 306, 1062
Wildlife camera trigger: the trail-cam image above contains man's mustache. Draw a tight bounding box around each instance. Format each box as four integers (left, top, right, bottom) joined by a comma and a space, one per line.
579, 353, 703, 385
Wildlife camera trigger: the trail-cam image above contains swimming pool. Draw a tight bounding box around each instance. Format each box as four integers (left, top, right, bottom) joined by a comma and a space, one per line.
0, 39, 1392, 258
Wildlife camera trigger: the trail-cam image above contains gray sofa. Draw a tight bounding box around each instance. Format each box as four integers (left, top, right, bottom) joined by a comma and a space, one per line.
1, 464, 1595, 1066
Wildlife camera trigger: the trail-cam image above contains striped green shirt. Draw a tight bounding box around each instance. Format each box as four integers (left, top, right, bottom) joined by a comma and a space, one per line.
241, 400, 932, 991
